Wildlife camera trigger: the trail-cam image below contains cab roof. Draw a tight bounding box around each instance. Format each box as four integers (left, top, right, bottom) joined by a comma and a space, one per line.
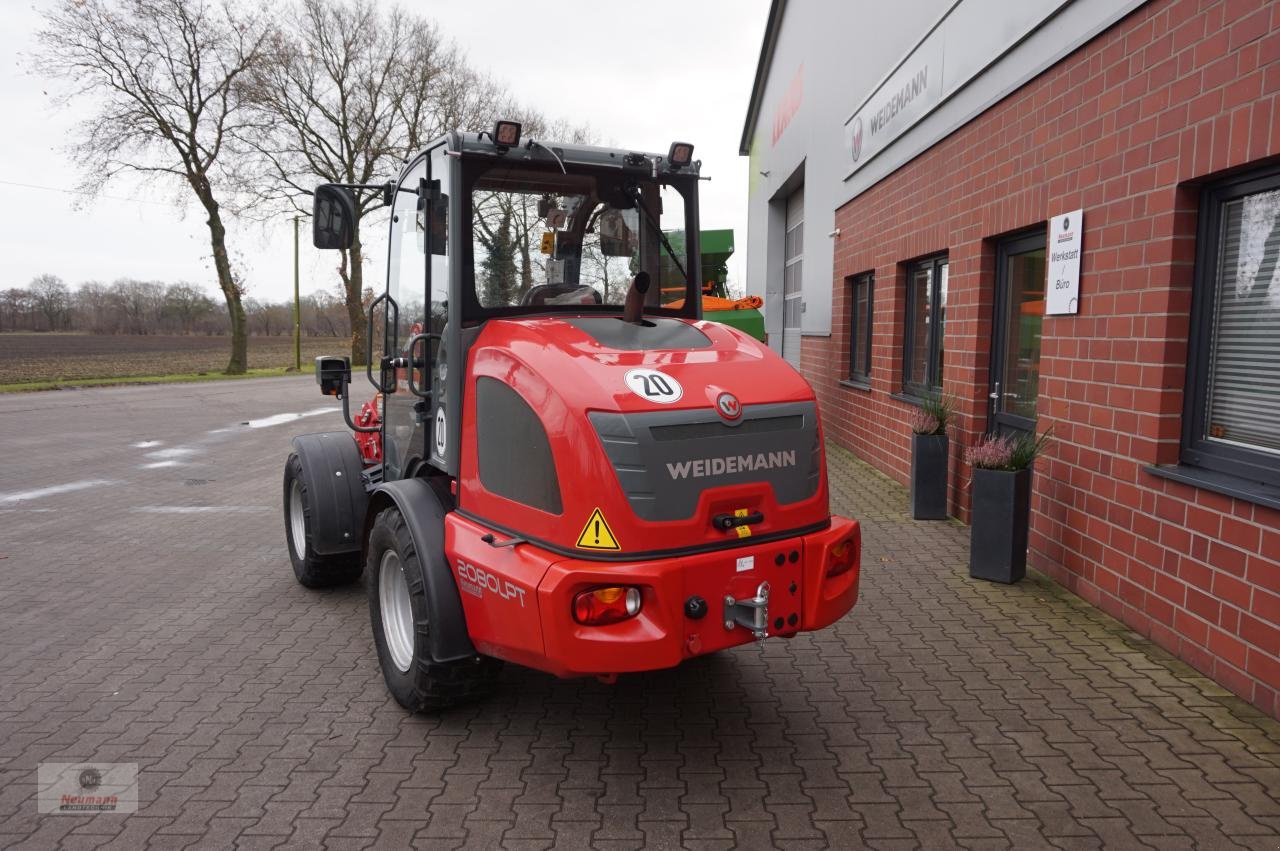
447, 131, 702, 178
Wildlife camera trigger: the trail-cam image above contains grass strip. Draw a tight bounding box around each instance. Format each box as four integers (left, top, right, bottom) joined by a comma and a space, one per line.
0, 365, 315, 393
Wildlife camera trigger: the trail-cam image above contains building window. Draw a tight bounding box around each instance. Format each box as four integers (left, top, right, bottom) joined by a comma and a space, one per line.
1183, 165, 1280, 486
781, 185, 804, 367
848, 272, 873, 383
903, 254, 948, 396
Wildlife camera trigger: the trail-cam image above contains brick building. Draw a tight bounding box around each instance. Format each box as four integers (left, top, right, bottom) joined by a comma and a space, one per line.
741, 0, 1279, 715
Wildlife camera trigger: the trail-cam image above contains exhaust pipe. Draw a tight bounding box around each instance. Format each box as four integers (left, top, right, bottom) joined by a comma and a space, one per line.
622, 271, 651, 324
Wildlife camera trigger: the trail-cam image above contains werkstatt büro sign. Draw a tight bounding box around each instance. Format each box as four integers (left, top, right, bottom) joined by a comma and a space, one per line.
1046, 209, 1083, 315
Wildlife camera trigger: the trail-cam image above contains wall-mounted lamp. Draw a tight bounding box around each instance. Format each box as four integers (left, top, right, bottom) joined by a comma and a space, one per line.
827, 228, 841, 238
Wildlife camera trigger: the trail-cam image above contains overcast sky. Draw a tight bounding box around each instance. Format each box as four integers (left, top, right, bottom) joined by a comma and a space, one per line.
1, 0, 768, 304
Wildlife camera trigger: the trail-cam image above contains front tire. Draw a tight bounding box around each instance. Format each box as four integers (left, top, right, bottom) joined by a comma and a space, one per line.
283, 453, 361, 588
366, 506, 501, 712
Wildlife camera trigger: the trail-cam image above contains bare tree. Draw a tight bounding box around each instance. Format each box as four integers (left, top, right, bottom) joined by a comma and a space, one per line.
28, 274, 71, 331
0, 289, 34, 332
244, 297, 292, 335
242, 0, 503, 364
244, 0, 421, 362
400, 54, 505, 153
301, 289, 347, 337
74, 282, 113, 333
34, 0, 272, 373
110, 279, 167, 334
162, 282, 218, 332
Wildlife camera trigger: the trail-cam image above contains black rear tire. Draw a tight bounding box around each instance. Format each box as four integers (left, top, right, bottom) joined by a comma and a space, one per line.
366, 506, 501, 712
283, 453, 362, 588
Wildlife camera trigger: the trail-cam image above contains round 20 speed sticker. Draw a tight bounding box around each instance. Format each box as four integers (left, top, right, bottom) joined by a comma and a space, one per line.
624, 368, 683, 404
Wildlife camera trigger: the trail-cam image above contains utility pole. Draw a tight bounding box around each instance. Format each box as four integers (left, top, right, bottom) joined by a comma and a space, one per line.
293, 216, 301, 372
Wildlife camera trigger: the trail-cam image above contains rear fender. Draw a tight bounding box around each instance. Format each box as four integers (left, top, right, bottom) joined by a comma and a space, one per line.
363, 478, 477, 664
290, 432, 367, 555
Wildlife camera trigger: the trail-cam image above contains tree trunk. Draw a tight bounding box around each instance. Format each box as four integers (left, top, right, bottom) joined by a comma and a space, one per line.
343, 229, 369, 366
202, 194, 248, 374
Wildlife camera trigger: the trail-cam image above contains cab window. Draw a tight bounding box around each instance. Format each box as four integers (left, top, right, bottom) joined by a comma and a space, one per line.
466, 163, 694, 313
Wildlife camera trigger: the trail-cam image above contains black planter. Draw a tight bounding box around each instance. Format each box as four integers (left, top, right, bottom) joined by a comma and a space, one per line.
969, 467, 1032, 583
909, 433, 949, 520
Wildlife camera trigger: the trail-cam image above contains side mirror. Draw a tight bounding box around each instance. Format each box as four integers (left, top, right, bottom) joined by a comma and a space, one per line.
315, 355, 351, 396
598, 209, 635, 257
313, 185, 357, 250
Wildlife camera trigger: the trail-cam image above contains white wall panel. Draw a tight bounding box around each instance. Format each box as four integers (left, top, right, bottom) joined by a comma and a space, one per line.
743, 0, 1148, 338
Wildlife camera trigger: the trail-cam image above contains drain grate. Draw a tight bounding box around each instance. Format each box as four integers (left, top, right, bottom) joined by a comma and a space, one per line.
184, 478, 213, 486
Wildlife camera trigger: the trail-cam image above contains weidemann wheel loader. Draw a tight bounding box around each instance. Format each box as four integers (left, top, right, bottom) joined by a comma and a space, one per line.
283, 122, 862, 711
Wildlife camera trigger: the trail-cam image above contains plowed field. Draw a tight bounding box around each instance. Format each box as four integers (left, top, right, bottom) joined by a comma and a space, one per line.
0, 334, 344, 384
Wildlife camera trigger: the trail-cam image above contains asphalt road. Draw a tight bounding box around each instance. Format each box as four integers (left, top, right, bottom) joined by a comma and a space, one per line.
0, 377, 1277, 849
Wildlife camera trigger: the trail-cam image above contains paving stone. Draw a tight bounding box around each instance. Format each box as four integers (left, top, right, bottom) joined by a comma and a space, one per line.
0, 384, 1276, 848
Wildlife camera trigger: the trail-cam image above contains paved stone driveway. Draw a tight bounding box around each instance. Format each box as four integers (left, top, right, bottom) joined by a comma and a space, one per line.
0, 377, 1277, 849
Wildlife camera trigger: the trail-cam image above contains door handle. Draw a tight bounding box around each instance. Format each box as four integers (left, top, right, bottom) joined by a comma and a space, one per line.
988, 380, 1001, 401
405, 332, 440, 399
365, 292, 399, 393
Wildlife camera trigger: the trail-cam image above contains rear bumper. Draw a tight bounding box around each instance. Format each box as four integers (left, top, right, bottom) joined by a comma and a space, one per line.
447, 515, 861, 678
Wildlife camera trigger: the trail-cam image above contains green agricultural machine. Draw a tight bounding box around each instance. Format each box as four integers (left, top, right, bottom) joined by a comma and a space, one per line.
661, 229, 765, 341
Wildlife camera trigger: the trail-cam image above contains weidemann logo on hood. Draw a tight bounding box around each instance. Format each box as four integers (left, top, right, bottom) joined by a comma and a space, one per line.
666, 450, 797, 480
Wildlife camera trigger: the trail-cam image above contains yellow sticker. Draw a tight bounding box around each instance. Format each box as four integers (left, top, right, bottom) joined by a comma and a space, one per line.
540, 232, 555, 255
575, 508, 621, 550
733, 508, 752, 538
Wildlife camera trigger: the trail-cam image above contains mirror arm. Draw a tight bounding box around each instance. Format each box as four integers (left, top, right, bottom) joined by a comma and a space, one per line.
323, 181, 404, 208
339, 370, 380, 434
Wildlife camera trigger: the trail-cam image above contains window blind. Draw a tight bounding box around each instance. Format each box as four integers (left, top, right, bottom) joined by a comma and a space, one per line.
1206, 191, 1280, 455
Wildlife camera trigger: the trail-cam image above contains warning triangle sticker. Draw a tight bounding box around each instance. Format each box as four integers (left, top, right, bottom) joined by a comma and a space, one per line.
575, 507, 621, 551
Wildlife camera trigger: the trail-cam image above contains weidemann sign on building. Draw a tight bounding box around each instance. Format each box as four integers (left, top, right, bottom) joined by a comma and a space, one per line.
839, 0, 1080, 181
844, 35, 943, 175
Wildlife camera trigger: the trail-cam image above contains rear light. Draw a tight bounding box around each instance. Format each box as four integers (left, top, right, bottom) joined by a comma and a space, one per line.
825, 540, 857, 578
573, 586, 642, 625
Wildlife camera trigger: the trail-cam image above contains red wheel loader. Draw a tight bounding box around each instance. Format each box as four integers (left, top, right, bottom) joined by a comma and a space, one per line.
283, 124, 861, 711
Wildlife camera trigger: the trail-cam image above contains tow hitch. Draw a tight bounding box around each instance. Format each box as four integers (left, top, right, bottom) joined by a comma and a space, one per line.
724, 582, 771, 640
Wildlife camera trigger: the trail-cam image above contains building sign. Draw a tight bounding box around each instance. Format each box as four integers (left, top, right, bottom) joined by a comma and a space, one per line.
1046, 209, 1083, 315
844, 35, 943, 172
772, 64, 804, 146
840, 0, 1077, 180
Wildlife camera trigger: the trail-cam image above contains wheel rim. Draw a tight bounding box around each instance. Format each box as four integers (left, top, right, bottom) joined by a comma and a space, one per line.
288, 479, 307, 559
379, 550, 415, 673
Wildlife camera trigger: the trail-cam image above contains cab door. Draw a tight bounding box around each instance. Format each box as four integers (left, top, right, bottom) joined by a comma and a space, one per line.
382, 157, 428, 481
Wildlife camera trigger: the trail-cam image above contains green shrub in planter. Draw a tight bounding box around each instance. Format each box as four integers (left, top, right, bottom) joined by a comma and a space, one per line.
964, 429, 1052, 584
910, 433, 949, 519
908, 394, 954, 520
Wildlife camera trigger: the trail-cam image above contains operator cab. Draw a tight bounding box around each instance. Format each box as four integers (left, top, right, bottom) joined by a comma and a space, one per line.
311, 122, 705, 484
457, 134, 702, 322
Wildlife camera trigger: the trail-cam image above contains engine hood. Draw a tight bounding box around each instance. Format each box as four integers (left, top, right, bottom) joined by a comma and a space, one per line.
473, 315, 815, 413
459, 315, 831, 559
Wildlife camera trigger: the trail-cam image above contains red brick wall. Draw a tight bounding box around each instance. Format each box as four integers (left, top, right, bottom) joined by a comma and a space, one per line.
813, 0, 1280, 715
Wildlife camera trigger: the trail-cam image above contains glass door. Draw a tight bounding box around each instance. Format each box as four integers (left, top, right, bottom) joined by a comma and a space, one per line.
989, 231, 1046, 436
382, 156, 428, 480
